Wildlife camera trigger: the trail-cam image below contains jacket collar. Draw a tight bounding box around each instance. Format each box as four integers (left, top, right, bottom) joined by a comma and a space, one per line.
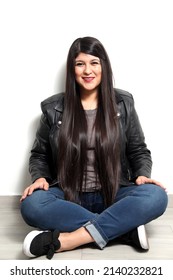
114, 89, 124, 104
54, 93, 64, 112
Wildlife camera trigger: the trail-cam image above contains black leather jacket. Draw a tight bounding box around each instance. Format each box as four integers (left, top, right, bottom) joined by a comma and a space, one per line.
29, 88, 152, 186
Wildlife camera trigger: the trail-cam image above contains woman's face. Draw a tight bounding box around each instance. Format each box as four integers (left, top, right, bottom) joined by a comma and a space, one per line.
75, 52, 102, 94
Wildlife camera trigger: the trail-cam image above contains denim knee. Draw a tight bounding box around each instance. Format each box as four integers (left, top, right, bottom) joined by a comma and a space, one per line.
143, 184, 168, 216
155, 185, 168, 213
20, 189, 49, 227
20, 195, 39, 227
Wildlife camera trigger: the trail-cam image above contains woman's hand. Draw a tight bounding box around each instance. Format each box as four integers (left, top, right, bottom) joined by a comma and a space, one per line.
20, 178, 49, 202
135, 176, 167, 191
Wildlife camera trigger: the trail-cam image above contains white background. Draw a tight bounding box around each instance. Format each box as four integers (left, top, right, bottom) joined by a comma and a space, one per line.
0, 0, 172, 195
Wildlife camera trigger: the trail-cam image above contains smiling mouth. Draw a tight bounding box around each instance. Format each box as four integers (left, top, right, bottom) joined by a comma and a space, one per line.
82, 77, 94, 82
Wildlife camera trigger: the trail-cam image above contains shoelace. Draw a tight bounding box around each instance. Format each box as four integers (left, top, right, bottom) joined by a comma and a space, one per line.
46, 230, 61, 259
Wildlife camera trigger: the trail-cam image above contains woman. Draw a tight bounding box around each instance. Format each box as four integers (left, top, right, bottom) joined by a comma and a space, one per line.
20, 36, 168, 259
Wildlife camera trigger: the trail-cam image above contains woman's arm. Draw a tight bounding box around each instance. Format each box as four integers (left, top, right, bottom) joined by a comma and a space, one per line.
29, 113, 53, 183
125, 98, 152, 180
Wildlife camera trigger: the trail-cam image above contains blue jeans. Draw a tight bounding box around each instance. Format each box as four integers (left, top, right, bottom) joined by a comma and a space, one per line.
21, 184, 168, 249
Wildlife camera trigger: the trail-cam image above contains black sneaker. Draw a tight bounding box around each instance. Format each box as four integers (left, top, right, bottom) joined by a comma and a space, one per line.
118, 225, 149, 251
23, 229, 61, 259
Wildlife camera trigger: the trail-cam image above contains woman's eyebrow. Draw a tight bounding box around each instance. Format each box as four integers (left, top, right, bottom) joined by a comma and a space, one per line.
75, 58, 100, 62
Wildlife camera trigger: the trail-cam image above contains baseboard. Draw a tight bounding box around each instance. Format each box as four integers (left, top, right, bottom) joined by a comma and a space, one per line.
0, 194, 173, 209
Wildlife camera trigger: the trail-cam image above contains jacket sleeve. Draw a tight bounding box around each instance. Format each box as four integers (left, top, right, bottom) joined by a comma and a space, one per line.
29, 112, 54, 183
125, 98, 152, 181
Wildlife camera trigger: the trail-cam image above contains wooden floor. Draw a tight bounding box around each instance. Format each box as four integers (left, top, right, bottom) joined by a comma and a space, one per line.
0, 195, 172, 260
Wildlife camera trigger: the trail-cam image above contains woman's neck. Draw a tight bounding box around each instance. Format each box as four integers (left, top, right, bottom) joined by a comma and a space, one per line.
80, 90, 98, 110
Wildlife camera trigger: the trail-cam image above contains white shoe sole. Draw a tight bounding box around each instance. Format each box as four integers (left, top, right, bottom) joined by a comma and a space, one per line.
23, 230, 45, 258
137, 225, 149, 250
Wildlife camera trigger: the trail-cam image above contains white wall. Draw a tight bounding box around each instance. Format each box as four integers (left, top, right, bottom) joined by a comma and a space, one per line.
0, 0, 172, 195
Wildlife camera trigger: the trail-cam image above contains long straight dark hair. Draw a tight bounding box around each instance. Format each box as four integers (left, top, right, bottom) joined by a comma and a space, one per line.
57, 37, 120, 207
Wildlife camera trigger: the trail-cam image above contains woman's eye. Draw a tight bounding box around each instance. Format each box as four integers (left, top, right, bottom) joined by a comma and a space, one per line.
91, 61, 100, 65
75, 62, 84, 67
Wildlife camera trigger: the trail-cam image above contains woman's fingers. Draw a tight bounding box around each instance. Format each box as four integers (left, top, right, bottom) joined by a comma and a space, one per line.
20, 178, 49, 202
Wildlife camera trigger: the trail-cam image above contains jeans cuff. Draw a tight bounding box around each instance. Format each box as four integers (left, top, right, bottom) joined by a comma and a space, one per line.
84, 221, 108, 249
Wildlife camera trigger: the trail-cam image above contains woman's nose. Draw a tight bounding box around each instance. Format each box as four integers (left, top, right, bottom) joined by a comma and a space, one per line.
84, 64, 92, 74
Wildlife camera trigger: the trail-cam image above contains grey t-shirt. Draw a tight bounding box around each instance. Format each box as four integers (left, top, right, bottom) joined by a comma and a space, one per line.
82, 109, 101, 192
